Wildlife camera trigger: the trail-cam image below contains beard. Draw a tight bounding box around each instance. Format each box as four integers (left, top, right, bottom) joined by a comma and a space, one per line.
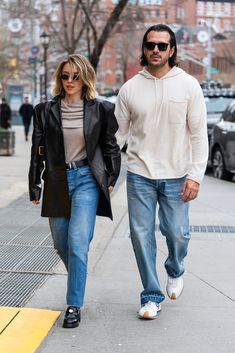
148, 55, 169, 70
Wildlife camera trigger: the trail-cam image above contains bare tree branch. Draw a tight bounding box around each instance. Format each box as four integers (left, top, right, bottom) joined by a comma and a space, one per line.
89, 0, 129, 70
60, 0, 70, 49
71, 1, 81, 47
48, 20, 68, 52
79, 0, 98, 46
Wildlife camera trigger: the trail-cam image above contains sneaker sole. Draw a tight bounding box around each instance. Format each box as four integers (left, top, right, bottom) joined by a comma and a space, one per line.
139, 313, 157, 320
63, 322, 79, 328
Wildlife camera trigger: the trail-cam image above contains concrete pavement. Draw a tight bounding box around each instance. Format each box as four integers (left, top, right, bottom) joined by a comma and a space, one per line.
0, 126, 235, 353
0, 126, 31, 208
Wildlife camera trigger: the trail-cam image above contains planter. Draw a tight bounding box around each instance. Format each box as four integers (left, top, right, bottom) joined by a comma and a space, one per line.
0, 130, 15, 156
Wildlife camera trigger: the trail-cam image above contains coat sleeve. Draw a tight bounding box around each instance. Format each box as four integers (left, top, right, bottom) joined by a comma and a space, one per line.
114, 87, 131, 149
99, 101, 121, 187
28, 103, 45, 201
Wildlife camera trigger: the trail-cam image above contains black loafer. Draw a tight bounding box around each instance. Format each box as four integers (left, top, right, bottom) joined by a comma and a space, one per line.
63, 306, 81, 328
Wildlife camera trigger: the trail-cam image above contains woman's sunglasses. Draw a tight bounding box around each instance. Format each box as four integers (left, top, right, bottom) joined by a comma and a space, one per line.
144, 42, 169, 52
61, 73, 80, 81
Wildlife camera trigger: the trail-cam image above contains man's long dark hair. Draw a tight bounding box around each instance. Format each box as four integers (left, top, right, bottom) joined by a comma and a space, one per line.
140, 24, 178, 68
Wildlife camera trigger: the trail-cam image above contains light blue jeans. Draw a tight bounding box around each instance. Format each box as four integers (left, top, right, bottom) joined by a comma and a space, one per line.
127, 171, 190, 305
49, 166, 99, 307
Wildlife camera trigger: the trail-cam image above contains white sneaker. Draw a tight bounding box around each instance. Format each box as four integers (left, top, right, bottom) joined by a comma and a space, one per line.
138, 301, 161, 320
166, 276, 184, 300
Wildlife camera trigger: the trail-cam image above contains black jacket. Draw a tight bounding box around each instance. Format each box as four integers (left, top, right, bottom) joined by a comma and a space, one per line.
0, 103, 11, 129
19, 103, 34, 120
29, 96, 121, 220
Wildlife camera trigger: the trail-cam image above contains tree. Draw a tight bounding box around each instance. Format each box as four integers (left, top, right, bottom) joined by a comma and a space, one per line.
48, 0, 129, 71
82, 0, 130, 70
0, 24, 13, 82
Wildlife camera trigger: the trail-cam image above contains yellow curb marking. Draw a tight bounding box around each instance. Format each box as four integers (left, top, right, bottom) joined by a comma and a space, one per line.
0, 307, 60, 353
0, 307, 19, 333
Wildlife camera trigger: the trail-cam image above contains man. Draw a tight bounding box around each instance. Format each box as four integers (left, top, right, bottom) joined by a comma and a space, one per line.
0, 97, 11, 129
19, 97, 34, 141
115, 24, 208, 319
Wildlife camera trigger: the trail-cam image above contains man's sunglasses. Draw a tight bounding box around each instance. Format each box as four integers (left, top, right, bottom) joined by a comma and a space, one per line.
61, 73, 80, 81
144, 42, 169, 51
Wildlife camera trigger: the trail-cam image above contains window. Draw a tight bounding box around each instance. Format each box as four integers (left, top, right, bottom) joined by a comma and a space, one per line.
231, 112, 235, 123
197, 1, 204, 16
224, 3, 231, 16
207, 2, 213, 16
136, 0, 163, 5
224, 20, 231, 31
223, 101, 235, 123
214, 2, 221, 16
177, 7, 185, 19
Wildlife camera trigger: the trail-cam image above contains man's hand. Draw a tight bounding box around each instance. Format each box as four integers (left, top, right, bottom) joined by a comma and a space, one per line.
108, 186, 113, 193
181, 179, 200, 202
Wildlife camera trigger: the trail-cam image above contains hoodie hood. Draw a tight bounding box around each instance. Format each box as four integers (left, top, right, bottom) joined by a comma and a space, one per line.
139, 66, 184, 80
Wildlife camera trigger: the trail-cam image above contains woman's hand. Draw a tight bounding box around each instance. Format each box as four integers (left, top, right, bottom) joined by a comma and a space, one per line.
32, 200, 40, 205
108, 186, 113, 193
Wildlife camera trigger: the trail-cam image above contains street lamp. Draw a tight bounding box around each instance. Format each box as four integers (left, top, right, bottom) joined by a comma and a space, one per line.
40, 31, 50, 101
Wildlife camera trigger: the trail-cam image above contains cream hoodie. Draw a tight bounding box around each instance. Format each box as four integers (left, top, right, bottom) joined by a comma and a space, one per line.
115, 67, 208, 184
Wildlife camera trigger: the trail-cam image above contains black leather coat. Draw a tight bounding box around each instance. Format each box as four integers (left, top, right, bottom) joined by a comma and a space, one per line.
29, 96, 121, 220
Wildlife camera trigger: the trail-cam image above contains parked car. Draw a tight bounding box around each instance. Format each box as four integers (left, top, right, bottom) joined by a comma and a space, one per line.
206, 97, 234, 144
209, 99, 235, 180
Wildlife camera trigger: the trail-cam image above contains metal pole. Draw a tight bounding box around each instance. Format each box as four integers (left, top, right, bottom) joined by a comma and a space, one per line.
34, 58, 37, 100
44, 46, 48, 101
206, 21, 212, 81
40, 74, 43, 101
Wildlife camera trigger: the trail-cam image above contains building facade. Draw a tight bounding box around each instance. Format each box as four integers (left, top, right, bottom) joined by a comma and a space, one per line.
97, 0, 235, 90
196, 0, 235, 32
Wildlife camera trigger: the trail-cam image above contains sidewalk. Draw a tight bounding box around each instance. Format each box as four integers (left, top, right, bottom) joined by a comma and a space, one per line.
30, 176, 235, 353
0, 126, 31, 208
1, 127, 235, 353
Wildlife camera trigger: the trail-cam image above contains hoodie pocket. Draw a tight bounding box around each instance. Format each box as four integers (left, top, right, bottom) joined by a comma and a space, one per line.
168, 99, 187, 124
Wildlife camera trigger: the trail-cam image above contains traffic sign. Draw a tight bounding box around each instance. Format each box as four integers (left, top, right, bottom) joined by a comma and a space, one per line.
31, 46, 39, 54
28, 57, 40, 65
8, 18, 22, 32
197, 30, 209, 43
210, 67, 220, 74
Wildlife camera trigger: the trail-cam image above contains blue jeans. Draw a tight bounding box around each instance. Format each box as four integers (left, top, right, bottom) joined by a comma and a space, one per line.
127, 171, 190, 305
49, 166, 99, 307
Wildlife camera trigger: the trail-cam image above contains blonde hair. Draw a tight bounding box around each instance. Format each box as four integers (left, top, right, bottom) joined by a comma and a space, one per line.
53, 54, 96, 100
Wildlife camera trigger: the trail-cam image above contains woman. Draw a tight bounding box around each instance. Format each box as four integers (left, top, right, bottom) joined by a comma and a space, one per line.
29, 54, 121, 328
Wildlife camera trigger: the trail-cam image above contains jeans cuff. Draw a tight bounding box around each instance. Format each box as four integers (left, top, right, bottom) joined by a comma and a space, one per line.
141, 294, 165, 305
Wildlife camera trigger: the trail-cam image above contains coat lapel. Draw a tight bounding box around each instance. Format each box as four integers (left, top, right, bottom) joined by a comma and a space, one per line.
50, 96, 61, 127
84, 99, 96, 158
84, 99, 96, 137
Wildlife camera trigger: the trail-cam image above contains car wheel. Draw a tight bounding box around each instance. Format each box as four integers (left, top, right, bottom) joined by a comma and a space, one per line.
212, 148, 233, 181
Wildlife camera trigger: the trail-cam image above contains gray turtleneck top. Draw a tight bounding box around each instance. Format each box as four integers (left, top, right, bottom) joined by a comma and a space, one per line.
61, 99, 87, 163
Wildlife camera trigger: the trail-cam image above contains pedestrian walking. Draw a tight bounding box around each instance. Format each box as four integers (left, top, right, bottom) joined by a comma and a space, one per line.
0, 97, 11, 129
19, 97, 34, 141
29, 54, 121, 328
115, 24, 208, 319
